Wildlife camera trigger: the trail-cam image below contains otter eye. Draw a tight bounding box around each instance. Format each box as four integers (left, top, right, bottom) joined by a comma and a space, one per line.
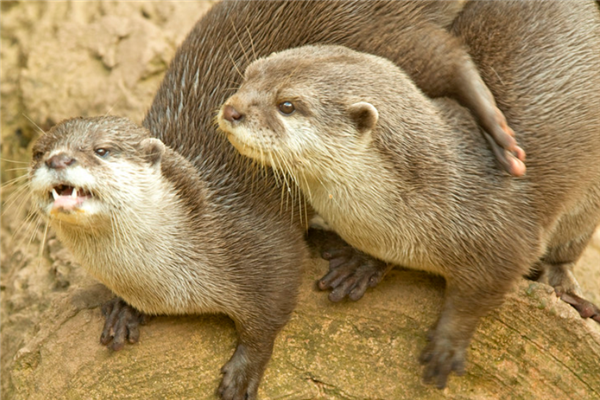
95, 148, 109, 158
33, 150, 44, 161
278, 101, 295, 115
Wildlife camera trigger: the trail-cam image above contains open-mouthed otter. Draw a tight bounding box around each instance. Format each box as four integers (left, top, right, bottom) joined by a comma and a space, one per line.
29, 116, 307, 399
219, 0, 600, 388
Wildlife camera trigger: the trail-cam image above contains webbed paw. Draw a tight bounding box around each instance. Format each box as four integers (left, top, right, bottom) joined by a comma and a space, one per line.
319, 247, 391, 302
100, 297, 146, 351
419, 330, 467, 389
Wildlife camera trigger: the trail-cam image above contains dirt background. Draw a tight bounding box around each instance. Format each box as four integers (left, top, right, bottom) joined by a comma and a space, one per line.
2, 2, 600, 399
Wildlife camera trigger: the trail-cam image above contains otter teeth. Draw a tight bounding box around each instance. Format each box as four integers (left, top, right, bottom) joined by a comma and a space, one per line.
50, 185, 92, 201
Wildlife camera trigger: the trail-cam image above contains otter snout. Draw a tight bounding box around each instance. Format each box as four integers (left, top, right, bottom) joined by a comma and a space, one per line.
222, 104, 244, 124
45, 152, 76, 169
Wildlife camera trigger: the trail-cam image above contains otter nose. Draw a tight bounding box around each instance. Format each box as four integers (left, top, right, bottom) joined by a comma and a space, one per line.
45, 153, 76, 169
222, 104, 244, 124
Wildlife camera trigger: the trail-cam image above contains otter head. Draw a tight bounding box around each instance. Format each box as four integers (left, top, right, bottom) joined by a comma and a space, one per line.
218, 45, 385, 176
29, 116, 166, 228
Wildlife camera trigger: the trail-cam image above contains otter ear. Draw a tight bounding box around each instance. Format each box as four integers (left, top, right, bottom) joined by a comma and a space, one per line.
348, 102, 378, 135
140, 138, 165, 167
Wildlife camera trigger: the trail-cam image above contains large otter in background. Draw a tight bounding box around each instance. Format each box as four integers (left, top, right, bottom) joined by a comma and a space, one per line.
219, 0, 600, 388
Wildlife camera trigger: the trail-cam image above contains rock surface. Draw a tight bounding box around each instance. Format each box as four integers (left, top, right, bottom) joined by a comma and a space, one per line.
2, 2, 600, 399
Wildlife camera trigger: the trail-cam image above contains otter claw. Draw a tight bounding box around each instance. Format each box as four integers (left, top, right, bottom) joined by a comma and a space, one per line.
419, 336, 466, 389
558, 291, 600, 323
318, 249, 391, 302
484, 131, 526, 177
100, 297, 146, 351
306, 228, 391, 302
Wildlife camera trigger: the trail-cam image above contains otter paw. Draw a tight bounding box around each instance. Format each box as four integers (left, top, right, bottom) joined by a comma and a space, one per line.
419, 334, 466, 389
218, 357, 258, 400
482, 108, 526, 177
319, 248, 391, 302
558, 290, 600, 323
100, 298, 146, 351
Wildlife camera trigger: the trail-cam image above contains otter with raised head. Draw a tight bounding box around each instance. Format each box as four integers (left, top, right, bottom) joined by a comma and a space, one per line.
219, 0, 600, 388
146, 0, 527, 304
29, 1, 535, 398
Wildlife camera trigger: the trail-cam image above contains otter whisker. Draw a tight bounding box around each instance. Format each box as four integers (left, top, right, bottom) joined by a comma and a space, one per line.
297, 168, 313, 204
244, 27, 258, 63
1, 174, 29, 190
3, 167, 30, 173
279, 174, 286, 215
38, 219, 50, 261
258, 146, 267, 180
230, 20, 250, 64
276, 153, 301, 226
1, 179, 29, 205
1, 158, 30, 164
275, 149, 305, 226
227, 78, 243, 88
226, 47, 244, 80
23, 113, 46, 136
2, 189, 32, 225
103, 102, 118, 118
26, 211, 43, 250
268, 151, 282, 188
10, 207, 37, 248
271, 153, 290, 216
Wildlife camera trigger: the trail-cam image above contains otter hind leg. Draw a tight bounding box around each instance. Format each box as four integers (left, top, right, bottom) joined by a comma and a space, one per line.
453, 66, 526, 176
559, 290, 600, 323
537, 230, 600, 323
400, 24, 526, 176
542, 261, 600, 323
100, 297, 147, 351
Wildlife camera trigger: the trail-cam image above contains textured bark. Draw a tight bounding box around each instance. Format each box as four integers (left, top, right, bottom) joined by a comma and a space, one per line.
2, 2, 599, 399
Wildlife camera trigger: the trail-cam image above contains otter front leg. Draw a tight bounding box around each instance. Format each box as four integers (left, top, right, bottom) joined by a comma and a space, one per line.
307, 228, 392, 302
218, 325, 278, 400
319, 247, 393, 302
419, 280, 510, 388
100, 297, 147, 351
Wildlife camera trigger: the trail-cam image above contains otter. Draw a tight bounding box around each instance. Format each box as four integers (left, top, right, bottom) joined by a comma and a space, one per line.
218, 0, 600, 389
28, 1, 536, 398
146, 0, 526, 304
29, 116, 308, 399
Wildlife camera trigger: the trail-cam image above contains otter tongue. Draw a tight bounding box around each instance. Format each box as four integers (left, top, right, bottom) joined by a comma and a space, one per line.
52, 196, 81, 211
51, 188, 84, 213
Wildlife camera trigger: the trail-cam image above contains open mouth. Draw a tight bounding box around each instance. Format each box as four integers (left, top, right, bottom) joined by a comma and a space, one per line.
48, 184, 93, 213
